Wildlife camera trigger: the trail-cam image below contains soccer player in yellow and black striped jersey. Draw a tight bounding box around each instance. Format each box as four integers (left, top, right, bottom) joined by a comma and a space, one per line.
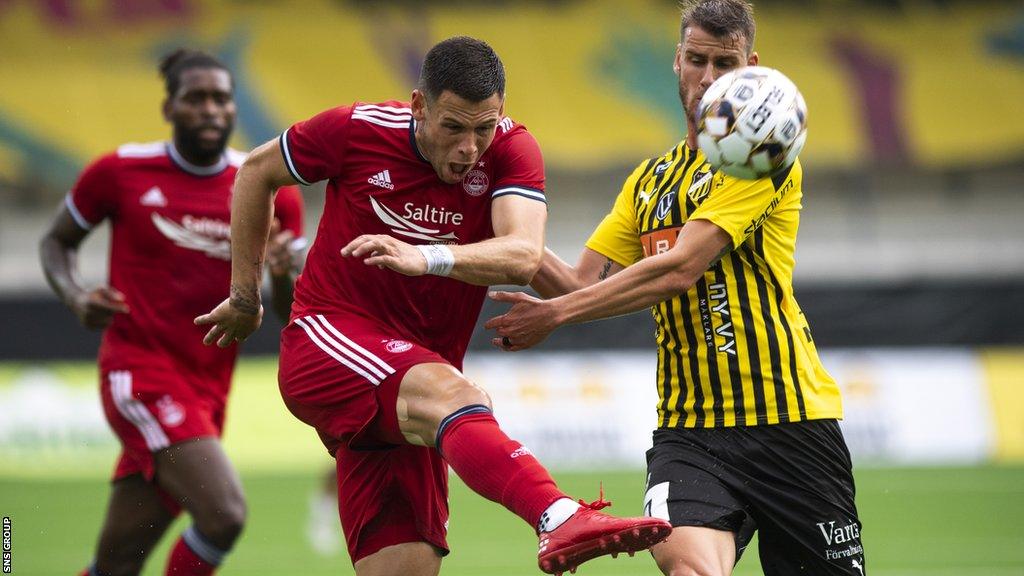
586, 140, 843, 429
486, 1, 865, 575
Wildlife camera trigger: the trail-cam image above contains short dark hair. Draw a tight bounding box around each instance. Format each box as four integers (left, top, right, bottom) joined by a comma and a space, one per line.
158, 48, 231, 98
680, 0, 756, 54
417, 36, 505, 102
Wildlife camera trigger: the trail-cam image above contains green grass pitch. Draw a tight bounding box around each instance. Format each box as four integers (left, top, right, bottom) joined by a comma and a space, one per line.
1, 466, 1023, 575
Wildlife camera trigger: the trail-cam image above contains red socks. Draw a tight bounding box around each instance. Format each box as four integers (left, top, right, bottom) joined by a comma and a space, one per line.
165, 526, 225, 575
436, 405, 567, 529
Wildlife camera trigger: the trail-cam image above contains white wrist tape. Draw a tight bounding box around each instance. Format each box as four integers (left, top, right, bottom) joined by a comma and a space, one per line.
416, 244, 455, 277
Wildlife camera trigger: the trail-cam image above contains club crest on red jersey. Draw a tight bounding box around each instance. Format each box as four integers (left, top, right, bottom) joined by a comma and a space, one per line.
463, 169, 489, 196
156, 395, 186, 427
384, 339, 413, 353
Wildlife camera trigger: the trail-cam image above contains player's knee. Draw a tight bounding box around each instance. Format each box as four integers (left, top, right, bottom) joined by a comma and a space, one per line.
434, 373, 492, 415
399, 366, 494, 445
196, 494, 247, 547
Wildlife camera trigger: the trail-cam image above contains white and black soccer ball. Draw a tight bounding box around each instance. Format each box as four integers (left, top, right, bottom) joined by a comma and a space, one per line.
696, 66, 807, 180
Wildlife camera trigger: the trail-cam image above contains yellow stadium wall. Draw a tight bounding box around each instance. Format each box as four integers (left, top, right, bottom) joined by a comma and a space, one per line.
0, 0, 1022, 194
981, 350, 1024, 463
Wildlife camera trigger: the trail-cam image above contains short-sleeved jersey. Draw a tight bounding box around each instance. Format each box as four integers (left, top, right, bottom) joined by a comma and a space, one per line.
586, 142, 842, 428
67, 142, 304, 399
280, 101, 545, 365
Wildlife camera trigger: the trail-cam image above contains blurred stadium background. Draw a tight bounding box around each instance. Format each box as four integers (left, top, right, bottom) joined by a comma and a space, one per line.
1, 0, 1023, 574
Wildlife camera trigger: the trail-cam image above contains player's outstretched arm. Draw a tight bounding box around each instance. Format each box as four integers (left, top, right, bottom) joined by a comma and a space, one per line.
342, 194, 546, 286
486, 218, 731, 351
39, 206, 129, 329
449, 193, 546, 286
196, 138, 295, 347
530, 247, 626, 299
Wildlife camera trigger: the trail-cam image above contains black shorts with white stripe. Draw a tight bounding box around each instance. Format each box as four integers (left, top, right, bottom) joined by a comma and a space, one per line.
643, 419, 865, 575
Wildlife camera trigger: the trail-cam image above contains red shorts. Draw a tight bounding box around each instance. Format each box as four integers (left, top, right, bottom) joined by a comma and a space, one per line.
279, 312, 451, 562
100, 368, 225, 482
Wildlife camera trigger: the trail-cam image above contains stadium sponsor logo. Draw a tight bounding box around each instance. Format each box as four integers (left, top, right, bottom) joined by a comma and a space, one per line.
743, 178, 794, 235
817, 520, 861, 546
384, 339, 413, 353
510, 446, 533, 459
151, 213, 231, 260
156, 395, 185, 428
462, 169, 489, 196
369, 196, 460, 243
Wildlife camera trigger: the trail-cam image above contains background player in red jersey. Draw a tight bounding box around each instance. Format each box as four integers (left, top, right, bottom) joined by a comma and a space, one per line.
39, 49, 304, 576
197, 37, 670, 575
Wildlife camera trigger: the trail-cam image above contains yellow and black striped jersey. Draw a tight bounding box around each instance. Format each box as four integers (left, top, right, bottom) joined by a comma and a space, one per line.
586, 142, 842, 428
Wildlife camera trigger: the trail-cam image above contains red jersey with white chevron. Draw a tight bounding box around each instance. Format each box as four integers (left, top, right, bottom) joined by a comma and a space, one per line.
280, 101, 546, 365
68, 142, 304, 400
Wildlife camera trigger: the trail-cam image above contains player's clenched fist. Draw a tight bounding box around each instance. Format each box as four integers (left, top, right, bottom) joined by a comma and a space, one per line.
195, 290, 263, 348
70, 286, 130, 330
341, 234, 428, 276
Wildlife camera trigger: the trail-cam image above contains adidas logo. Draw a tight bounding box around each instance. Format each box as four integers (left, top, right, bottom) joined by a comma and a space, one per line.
510, 446, 533, 459
140, 186, 167, 207
368, 169, 395, 190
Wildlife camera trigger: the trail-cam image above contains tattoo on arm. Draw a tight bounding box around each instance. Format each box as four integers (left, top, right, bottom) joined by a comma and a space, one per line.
597, 259, 613, 281
708, 244, 732, 268
229, 283, 260, 315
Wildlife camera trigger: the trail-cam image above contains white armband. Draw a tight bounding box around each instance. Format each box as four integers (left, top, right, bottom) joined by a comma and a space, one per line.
416, 244, 455, 277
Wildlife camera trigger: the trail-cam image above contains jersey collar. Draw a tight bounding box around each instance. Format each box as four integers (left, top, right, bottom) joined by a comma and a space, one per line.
166, 142, 229, 177
408, 119, 431, 164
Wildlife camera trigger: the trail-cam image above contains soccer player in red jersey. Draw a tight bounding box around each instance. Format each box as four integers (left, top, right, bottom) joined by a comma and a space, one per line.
39, 49, 304, 576
196, 37, 671, 575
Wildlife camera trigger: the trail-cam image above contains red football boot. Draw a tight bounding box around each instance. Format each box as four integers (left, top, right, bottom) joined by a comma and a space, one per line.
537, 487, 672, 575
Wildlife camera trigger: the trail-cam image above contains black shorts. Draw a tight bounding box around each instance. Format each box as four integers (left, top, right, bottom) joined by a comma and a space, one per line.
644, 419, 865, 575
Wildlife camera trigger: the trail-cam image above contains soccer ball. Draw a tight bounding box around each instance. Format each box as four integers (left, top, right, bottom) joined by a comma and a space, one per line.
696, 66, 807, 180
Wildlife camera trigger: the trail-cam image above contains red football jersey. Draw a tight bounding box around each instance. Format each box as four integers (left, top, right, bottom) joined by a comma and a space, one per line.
68, 141, 304, 398
281, 101, 546, 365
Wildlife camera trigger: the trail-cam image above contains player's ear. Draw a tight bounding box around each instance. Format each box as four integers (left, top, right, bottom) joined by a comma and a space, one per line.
410, 90, 427, 122
673, 44, 683, 75
161, 98, 172, 122
748, 51, 759, 67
